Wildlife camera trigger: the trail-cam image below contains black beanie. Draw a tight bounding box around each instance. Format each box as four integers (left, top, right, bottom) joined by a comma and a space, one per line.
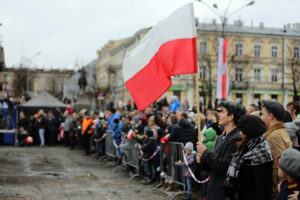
146, 130, 153, 137
262, 100, 285, 121
238, 115, 267, 138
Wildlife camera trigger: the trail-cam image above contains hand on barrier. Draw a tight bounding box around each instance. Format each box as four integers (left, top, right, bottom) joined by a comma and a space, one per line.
175, 160, 182, 165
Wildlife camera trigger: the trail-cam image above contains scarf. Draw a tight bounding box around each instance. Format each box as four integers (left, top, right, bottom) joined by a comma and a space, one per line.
224, 136, 273, 199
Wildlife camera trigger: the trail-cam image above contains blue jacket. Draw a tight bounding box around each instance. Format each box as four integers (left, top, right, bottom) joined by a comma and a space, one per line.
108, 112, 120, 131
169, 100, 180, 113
112, 122, 123, 145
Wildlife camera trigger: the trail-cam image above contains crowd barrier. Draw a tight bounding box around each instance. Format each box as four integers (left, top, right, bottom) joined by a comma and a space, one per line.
159, 142, 186, 189
102, 136, 191, 199
121, 138, 141, 180
103, 131, 116, 158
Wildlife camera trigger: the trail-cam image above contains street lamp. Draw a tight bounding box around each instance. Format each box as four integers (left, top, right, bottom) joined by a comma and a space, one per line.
198, 0, 255, 38
25, 52, 41, 95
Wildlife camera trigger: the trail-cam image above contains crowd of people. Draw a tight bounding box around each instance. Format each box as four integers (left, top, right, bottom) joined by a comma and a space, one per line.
14, 95, 300, 200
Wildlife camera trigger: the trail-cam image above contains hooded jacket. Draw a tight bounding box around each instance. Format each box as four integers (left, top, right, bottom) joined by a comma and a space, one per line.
203, 128, 217, 151
169, 118, 194, 144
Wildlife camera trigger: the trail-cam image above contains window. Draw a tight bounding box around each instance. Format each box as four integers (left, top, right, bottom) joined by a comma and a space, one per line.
271, 94, 278, 101
271, 46, 278, 58
199, 66, 206, 80
235, 68, 243, 82
173, 91, 181, 101
200, 41, 207, 55
253, 68, 261, 82
254, 45, 261, 57
236, 93, 243, 104
254, 94, 261, 105
271, 69, 278, 82
294, 47, 300, 60
235, 43, 244, 56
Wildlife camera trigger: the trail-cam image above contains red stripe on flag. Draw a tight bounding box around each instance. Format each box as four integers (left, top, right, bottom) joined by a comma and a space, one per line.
125, 38, 197, 111
223, 39, 228, 64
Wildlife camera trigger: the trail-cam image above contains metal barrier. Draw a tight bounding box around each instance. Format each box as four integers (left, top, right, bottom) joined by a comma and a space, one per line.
157, 142, 192, 199
121, 138, 142, 180
101, 131, 116, 159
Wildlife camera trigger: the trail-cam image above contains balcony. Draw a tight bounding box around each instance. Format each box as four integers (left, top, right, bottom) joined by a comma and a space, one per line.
231, 81, 249, 90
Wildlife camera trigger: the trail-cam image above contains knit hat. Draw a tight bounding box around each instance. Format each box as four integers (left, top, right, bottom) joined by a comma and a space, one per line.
238, 115, 267, 139
145, 129, 153, 137
279, 148, 300, 179
184, 142, 194, 151
262, 100, 285, 121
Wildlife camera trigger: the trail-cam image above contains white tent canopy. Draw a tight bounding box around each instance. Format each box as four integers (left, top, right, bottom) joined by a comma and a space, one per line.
20, 91, 66, 107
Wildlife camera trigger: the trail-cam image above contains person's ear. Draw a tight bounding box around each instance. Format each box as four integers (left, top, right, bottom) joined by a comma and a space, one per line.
269, 112, 275, 120
229, 113, 234, 122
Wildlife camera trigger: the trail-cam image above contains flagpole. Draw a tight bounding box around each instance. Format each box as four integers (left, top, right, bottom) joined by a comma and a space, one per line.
195, 73, 202, 143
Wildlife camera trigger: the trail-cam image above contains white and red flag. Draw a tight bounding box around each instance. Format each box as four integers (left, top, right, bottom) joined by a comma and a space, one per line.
127, 129, 134, 140
122, 3, 197, 111
216, 38, 229, 99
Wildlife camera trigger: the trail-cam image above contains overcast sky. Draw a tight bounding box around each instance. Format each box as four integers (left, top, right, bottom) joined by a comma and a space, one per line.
1, 0, 300, 70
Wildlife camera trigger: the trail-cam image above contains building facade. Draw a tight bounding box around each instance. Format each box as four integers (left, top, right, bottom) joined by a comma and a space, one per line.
0, 68, 73, 98
95, 20, 300, 109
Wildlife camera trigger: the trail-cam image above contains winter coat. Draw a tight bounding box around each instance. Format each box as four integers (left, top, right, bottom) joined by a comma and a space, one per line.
47, 116, 57, 131
18, 117, 29, 132
237, 158, 273, 200
64, 116, 73, 131
263, 122, 292, 197
142, 137, 157, 159
68, 120, 77, 138
277, 179, 300, 200
200, 128, 242, 200
112, 122, 123, 145
179, 152, 196, 177
169, 119, 195, 145
37, 115, 46, 129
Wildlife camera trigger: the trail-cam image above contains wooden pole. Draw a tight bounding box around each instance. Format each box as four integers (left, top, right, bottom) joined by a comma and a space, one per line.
195, 73, 202, 143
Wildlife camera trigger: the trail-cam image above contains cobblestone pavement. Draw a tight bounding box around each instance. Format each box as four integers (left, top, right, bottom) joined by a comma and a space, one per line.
0, 146, 169, 200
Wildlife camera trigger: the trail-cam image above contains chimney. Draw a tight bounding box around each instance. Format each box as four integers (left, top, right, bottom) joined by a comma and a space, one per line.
259, 22, 264, 28
212, 19, 216, 25
287, 24, 291, 29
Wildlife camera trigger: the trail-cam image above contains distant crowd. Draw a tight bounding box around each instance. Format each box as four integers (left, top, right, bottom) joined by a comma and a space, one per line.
13, 95, 300, 200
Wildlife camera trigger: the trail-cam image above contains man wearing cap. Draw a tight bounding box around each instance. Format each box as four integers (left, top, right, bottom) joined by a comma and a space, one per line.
261, 100, 292, 199
196, 101, 246, 200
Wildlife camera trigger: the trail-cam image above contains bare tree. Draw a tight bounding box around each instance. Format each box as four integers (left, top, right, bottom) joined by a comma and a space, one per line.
12, 67, 27, 97
286, 45, 300, 101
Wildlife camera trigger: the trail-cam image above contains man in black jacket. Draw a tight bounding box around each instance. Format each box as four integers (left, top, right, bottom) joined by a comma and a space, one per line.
197, 102, 246, 200
169, 111, 194, 145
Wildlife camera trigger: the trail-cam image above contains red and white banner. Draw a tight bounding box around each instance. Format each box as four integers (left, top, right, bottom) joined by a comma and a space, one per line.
122, 3, 197, 111
216, 38, 229, 99
127, 129, 134, 140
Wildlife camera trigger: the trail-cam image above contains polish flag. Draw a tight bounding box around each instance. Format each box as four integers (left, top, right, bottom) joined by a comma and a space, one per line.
216, 38, 229, 99
122, 3, 197, 111
127, 129, 134, 140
